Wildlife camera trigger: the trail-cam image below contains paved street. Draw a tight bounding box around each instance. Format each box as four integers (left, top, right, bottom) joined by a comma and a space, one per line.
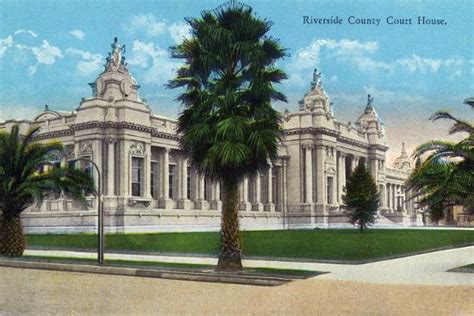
1, 246, 472, 314
0, 265, 473, 315
25, 245, 474, 285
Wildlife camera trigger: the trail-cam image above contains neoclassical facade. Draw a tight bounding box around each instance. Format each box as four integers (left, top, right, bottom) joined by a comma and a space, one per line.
0, 40, 422, 233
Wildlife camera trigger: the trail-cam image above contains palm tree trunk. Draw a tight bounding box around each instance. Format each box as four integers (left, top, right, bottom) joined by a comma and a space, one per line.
0, 214, 26, 257
217, 177, 243, 271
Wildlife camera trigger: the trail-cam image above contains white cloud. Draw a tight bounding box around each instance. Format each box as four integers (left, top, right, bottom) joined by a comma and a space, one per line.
168, 21, 191, 44
286, 38, 470, 88
0, 104, 39, 121
66, 48, 103, 76
27, 65, 38, 76
14, 30, 38, 37
0, 35, 14, 57
396, 55, 466, 74
31, 40, 63, 65
70, 29, 86, 40
396, 54, 442, 73
291, 38, 379, 71
128, 40, 182, 85
125, 14, 167, 37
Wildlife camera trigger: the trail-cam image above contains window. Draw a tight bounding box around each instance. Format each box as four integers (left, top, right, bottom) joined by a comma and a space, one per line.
204, 177, 209, 201
327, 177, 334, 205
132, 157, 143, 197
151, 161, 158, 199
186, 166, 191, 199
272, 168, 278, 205
169, 164, 176, 199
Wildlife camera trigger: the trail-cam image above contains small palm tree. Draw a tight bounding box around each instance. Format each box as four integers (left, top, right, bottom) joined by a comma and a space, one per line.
169, 1, 287, 270
407, 98, 474, 222
0, 126, 95, 256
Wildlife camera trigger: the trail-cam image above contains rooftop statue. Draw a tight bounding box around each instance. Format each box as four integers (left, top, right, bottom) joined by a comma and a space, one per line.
104, 37, 128, 73
367, 94, 374, 107
311, 68, 322, 90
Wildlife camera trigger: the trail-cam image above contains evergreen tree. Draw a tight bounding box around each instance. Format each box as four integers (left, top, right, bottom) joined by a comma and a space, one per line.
342, 163, 379, 232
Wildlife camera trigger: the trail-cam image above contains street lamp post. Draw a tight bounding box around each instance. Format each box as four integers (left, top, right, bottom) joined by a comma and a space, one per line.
71, 158, 104, 265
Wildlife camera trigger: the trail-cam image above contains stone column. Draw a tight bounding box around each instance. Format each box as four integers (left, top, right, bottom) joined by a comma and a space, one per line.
351, 156, 357, 172
195, 174, 209, 210
332, 174, 338, 207
144, 143, 152, 199
239, 176, 252, 211
386, 184, 390, 210
282, 159, 288, 228
264, 164, 275, 212
210, 180, 222, 210
337, 152, 343, 204
252, 172, 264, 211
118, 140, 130, 197
315, 145, 327, 226
315, 145, 326, 205
341, 154, 346, 204
392, 184, 397, 212
305, 146, 313, 204
159, 148, 172, 209
107, 140, 115, 196
178, 158, 192, 209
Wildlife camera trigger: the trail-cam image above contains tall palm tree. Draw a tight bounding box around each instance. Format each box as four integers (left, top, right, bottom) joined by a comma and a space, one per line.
169, 1, 287, 271
0, 126, 95, 256
407, 98, 474, 222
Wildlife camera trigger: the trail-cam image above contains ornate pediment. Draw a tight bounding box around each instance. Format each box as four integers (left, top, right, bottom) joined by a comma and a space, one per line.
130, 141, 145, 155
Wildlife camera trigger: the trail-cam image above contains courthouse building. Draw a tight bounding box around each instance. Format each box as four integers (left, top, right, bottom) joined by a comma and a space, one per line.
0, 39, 422, 233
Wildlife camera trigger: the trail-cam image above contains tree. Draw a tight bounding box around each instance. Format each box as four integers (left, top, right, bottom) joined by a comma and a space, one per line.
342, 163, 379, 232
169, 1, 287, 271
0, 126, 95, 256
407, 98, 474, 222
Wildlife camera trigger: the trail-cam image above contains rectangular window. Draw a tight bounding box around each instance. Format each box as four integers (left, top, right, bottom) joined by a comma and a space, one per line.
272, 168, 278, 205
186, 166, 191, 199
151, 161, 158, 199
169, 164, 176, 199
327, 177, 334, 205
204, 177, 209, 201
132, 157, 143, 197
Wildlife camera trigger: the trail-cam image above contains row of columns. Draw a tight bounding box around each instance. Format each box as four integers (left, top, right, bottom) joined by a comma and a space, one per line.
158, 148, 281, 211
303, 145, 367, 207
386, 183, 406, 212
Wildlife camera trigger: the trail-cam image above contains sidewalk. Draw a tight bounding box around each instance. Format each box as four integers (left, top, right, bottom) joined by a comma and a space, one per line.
22, 246, 474, 286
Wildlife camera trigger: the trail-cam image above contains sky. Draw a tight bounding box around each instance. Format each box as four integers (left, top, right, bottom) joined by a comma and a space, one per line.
0, 0, 473, 164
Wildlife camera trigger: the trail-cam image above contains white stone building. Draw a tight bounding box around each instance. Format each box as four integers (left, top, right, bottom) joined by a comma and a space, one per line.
0, 40, 422, 233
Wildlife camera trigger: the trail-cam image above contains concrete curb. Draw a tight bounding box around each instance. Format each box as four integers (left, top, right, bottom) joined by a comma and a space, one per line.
0, 258, 296, 287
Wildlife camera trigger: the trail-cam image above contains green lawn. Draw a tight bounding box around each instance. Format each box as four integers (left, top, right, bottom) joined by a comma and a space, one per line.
26, 229, 474, 261
20, 256, 322, 278
456, 264, 474, 270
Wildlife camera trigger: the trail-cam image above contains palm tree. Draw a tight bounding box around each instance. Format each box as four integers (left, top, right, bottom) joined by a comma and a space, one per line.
169, 1, 287, 271
407, 98, 474, 222
0, 126, 95, 256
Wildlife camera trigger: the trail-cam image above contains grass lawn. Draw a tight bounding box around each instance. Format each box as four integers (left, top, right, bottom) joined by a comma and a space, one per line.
19, 255, 321, 278
455, 264, 474, 270
26, 229, 474, 261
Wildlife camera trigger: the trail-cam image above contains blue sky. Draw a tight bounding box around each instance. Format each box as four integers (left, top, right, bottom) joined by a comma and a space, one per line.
0, 0, 472, 163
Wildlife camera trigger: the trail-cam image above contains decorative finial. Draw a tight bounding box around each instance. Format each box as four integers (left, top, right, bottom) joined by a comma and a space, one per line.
367, 94, 374, 107
402, 142, 406, 154
44, 104, 49, 111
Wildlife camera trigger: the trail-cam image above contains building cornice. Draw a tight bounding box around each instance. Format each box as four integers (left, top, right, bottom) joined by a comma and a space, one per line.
33, 121, 181, 141
284, 127, 373, 149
